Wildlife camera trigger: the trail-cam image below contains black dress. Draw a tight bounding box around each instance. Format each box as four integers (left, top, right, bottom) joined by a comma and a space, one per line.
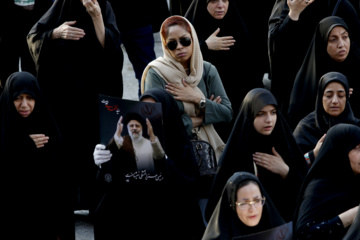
185, 0, 264, 142
94, 88, 204, 240
0, 71, 75, 240
205, 88, 308, 223
293, 71, 360, 157
288, 16, 360, 128
268, 0, 360, 116
202, 171, 286, 240
27, 0, 124, 211
293, 123, 360, 239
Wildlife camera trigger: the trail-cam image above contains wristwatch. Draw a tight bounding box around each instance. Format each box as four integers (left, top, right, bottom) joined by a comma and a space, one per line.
199, 97, 206, 109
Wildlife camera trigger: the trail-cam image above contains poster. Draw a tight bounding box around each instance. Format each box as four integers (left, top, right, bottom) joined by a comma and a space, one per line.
98, 94, 165, 183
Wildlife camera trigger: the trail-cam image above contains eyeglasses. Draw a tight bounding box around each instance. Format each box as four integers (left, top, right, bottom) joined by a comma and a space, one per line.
166, 37, 192, 51
235, 198, 266, 210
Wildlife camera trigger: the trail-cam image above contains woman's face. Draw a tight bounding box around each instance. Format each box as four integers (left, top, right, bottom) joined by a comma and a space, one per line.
235, 183, 264, 227
13, 93, 35, 117
253, 105, 277, 135
322, 82, 346, 117
165, 25, 193, 67
207, 0, 229, 20
327, 26, 350, 62
348, 144, 360, 175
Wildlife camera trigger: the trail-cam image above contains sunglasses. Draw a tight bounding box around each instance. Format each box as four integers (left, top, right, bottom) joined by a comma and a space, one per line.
166, 37, 192, 51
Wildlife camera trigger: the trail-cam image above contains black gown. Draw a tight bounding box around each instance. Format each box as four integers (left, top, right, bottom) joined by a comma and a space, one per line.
94, 88, 204, 240
293, 71, 360, 156
268, 0, 360, 116
0, 71, 75, 240
288, 16, 360, 128
202, 171, 286, 240
27, 0, 124, 211
185, 0, 264, 142
205, 88, 308, 223
293, 123, 360, 239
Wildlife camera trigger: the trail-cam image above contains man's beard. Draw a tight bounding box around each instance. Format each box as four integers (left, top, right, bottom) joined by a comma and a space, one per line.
129, 129, 143, 142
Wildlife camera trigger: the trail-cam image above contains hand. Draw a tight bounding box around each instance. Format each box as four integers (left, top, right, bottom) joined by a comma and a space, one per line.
313, 134, 326, 158
339, 205, 359, 228
166, 79, 201, 104
253, 147, 289, 179
146, 118, 156, 142
82, 0, 102, 19
287, 0, 314, 21
29, 134, 49, 148
93, 144, 112, 166
209, 94, 222, 104
191, 116, 204, 128
205, 28, 235, 51
349, 88, 353, 97
52, 21, 85, 40
114, 116, 123, 139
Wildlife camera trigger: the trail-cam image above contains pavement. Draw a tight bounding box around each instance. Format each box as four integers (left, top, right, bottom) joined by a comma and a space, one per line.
74, 31, 163, 240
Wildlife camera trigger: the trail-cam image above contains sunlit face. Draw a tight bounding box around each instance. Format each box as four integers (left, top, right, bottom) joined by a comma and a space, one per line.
13, 93, 35, 118
207, 0, 229, 19
235, 183, 263, 227
327, 26, 350, 62
322, 82, 346, 117
253, 105, 277, 135
348, 144, 360, 175
166, 25, 193, 67
127, 120, 143, 141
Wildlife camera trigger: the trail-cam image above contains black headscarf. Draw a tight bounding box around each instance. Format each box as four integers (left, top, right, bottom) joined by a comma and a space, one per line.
288, 16, 360, 128
293, 71, 360, 154
202, 171, 285, 240
268, 0, 360, 116
0, 71, 61, 153
0, 71, 74, 239
293, 123, 360, 239
184, 0, 264, 141
205, 88, 308, 222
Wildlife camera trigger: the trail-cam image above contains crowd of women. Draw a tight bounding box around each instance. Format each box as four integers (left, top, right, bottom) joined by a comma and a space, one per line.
1, 0, 360, 239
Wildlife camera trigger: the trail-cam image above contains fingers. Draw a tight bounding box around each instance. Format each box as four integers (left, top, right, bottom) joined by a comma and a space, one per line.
93, 144, 112, 166
29, 134, 49, 148
211, 28, 220, 36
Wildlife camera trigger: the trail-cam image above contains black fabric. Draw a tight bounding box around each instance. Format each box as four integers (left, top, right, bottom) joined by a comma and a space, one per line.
288, 16, 360, 128
268, 0, 360, 117
0, 71, 75, 239
293, 123, 360, 239
184, 0, 264, 142
26, 0, 124, 211
94, 88, 204, 240
205, 88, 308, 223
0, 0, 54, 90
107, 0, 169, 33
202, 171, 286, 240
293, 71, 360, 155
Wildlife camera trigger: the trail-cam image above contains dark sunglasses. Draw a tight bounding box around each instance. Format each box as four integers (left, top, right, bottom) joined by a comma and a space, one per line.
166, 37, 192, 51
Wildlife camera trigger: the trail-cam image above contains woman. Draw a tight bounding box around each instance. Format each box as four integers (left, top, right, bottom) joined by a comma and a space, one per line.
0, 71, 74, 239
141, 15, 232, 213
205, 88, 308, 223
184, 0, 265, 141
268, 0, 360, 116
293, 72, 360, 166
293, 123, 360, 239
93, 88, 205, 240
27, 0, 124, 211
141, 15, 232, 159
202, 171, 287, 240
288, 16, 360, 128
